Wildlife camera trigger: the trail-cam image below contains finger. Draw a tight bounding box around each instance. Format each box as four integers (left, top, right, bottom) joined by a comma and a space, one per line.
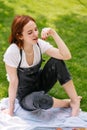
41, 29, 49, 40
41, 32, 47, 40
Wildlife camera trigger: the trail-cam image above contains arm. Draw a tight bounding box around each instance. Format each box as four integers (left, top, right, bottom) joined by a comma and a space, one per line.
5, 64, 18, 116
41, 28, 71, 60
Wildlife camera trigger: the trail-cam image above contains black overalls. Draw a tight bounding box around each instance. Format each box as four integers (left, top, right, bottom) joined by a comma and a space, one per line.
17, 44, 71, 111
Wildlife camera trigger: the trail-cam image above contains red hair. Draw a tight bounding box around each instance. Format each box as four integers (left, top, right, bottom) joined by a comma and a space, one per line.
9, 15, 36, 48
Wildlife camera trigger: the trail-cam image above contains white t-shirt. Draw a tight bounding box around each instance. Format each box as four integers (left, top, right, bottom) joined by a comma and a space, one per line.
3, 39, 53, 68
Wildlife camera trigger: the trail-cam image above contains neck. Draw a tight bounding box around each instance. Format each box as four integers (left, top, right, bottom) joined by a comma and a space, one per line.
24, 44, 33, 51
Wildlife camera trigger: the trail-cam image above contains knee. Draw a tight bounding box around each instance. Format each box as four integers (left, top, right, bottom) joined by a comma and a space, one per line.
49, 58, 65, 67
34, 91, 53, 110
20, 91, 53, 111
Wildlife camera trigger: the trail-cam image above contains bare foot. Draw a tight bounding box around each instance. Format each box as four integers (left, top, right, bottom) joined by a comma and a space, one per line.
70, 96, 82, 116
62, 99, 71, 107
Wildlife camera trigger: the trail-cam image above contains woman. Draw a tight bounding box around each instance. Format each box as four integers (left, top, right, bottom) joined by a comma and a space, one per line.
3, 15, 81, 116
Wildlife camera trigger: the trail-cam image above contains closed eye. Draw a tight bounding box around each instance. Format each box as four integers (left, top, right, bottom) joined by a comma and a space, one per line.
28, 30, 32, 35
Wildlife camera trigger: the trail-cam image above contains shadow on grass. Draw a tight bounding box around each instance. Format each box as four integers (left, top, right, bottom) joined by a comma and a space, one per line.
0, 0, 15, 97
78, 0, 87, 8
53, 13, 87, 66
49, 13, 87, 111
0, 0, 15, 45
0, 1, 15, 83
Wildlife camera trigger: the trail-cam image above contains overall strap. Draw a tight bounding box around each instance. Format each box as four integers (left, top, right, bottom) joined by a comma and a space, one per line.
37, 43, 42, 59
18, 49, 22, 68
37, 43, 45, 62
18, 43, 43, 68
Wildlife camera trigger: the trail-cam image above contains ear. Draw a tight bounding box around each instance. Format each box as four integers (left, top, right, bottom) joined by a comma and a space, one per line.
19, 36, 23, 40
16, 33, 23, 40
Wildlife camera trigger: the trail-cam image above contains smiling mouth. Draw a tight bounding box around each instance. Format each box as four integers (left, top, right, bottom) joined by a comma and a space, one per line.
33, 37, 38, 40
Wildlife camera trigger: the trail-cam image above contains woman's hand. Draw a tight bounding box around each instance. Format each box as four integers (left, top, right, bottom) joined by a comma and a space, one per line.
1, 108, 13, 116
41, 27, 71, 60
41, 28, 55, 40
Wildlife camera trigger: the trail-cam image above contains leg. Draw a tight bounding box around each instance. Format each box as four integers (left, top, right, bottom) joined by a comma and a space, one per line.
53, 97, 70, 108
20, 91, 53, 111
40, 58, 81, 116
40, 58, 71, 92
52, 95, 81, 110
63, 80, 82, 116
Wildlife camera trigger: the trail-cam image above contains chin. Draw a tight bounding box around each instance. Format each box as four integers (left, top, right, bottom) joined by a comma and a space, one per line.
33, 40, 38, 44
33, 41, 37, 44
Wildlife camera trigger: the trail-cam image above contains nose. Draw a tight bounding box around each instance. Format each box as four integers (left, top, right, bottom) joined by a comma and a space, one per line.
33, 31, 38, 37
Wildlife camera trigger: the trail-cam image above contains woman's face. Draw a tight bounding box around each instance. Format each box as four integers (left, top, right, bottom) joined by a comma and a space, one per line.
22, 20, 39, 45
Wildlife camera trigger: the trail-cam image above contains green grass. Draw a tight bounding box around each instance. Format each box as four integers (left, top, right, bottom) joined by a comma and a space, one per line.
0, 0, 87, 111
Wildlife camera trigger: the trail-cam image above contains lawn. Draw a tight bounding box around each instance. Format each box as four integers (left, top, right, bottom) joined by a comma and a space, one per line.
0, 0, 87, 111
